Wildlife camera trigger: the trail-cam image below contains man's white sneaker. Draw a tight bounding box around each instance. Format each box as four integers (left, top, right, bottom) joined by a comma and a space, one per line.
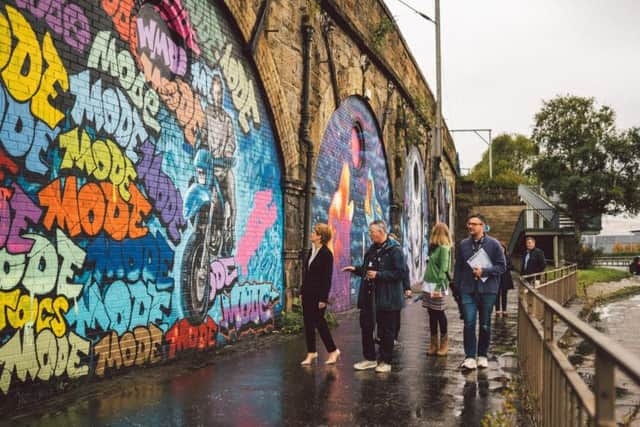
477, 356, 489, 369
353, 360, 378, 370
461, 357, 477, 370
375, 362, 391, 373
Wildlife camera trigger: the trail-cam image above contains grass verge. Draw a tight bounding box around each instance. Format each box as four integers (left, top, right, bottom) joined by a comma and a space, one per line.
577, 267, 630, 297
481, 366, 536, 427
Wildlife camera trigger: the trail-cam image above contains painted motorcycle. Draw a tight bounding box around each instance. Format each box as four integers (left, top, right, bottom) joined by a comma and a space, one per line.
181, 147, 234, 325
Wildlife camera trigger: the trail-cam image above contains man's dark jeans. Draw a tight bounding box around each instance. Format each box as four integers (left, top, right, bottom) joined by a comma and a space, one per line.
376, 310, 398, 364
461, 292, 497, 358
359, 307, 399, 363
359, 307, 376, 361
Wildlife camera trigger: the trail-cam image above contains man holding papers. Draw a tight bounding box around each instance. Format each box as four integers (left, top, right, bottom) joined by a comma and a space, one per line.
453, 214, 506, 371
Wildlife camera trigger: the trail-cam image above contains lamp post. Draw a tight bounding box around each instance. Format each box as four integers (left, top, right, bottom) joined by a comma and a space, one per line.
449, 128, 493, 178
392, 0, 442, 183
434, 0, 442, 180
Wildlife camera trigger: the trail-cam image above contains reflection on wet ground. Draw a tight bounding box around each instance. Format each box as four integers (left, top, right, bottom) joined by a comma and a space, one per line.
9, 292, 521, 427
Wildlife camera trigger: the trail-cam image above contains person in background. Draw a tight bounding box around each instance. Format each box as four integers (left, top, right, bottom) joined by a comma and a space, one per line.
422, 223, 452, 356
342, 221, 409, 373
495, 243, 514, 317
630, 256, 640, 276
454, 214, 506, 371
388, 233, 410, 345
300, 223, 341, 366
521, 236, 546, 281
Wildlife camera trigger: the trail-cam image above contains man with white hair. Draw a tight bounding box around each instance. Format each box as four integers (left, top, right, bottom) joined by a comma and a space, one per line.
343, 220, 409, 373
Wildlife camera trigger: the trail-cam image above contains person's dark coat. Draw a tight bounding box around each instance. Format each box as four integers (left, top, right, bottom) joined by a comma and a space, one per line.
521, 247, 546, 275
500, 255, 515, 290
630, 256, 640, 276
301, 245, 333, 302
354, 238, 405, 311
453, 235, 506, 295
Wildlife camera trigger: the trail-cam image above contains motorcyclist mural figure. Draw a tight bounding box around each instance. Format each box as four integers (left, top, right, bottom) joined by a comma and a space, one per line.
181, 75, 237, 325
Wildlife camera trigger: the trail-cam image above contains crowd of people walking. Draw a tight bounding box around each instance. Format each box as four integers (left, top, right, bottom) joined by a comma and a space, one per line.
299, 214, 544, 374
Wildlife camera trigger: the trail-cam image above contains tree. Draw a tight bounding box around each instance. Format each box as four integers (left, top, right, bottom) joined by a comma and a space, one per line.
469, 133, 538, 188
531, 95, 640, 233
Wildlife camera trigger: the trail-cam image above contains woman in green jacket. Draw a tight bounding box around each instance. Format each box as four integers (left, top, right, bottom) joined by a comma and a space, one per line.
422, 222, 452, 356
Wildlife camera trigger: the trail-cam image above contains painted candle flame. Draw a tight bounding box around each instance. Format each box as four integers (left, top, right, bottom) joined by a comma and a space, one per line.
328, 163, 354, 311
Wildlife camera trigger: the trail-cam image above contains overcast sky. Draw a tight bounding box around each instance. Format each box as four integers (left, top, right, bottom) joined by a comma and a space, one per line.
383, 0, 640, 234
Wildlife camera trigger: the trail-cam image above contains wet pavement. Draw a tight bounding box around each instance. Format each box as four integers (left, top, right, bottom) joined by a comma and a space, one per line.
7, 290, 520, 427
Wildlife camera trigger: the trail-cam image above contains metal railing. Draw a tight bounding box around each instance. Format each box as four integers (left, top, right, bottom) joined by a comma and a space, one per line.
518, 264, 640, 426
507, 209, 527, 256
592, 256, 634, 267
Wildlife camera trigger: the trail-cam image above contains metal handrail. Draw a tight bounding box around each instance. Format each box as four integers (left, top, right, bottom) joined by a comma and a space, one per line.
532, 286, 640, 384
507, 209, 526, 256
518, 264, 640, 426
518, 185, 556, 219
520, 263, 576, 284
593, 256, 635, 267
507, 209, 560, 256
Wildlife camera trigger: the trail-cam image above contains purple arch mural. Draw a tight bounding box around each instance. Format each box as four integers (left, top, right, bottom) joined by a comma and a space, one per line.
312, 97, 391, 311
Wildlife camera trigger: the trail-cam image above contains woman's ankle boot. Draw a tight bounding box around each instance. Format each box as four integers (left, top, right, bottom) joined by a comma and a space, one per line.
437, 335, 449, 356
427, 335, 439, 355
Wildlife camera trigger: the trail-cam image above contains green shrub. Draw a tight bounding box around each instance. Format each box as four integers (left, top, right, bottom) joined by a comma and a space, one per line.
278, 297, 339, 334
573, 246, 603, 269
280, 309, 304, 334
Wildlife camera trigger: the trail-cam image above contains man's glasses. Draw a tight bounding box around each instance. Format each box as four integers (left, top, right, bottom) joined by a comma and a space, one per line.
467, 222, 483, 227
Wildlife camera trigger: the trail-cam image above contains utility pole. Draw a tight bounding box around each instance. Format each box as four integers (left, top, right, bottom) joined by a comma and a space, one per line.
392, 0, 443, 188
434, 0, 442, 175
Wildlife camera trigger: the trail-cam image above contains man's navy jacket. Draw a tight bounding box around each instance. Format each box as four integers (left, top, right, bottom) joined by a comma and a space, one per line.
521, 247, 546, 275
453, 235, 506, 294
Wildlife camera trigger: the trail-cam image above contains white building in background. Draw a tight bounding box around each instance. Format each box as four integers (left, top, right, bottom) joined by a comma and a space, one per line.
582, 215, 640, 253
582, 234, 640, 254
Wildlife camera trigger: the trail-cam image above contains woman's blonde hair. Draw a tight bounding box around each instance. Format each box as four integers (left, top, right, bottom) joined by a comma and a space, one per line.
314, 223, 332, 245
429, 222, 451, 247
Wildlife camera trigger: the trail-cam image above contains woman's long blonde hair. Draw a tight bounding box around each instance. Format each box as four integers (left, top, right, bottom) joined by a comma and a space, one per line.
429, 222, 451, 247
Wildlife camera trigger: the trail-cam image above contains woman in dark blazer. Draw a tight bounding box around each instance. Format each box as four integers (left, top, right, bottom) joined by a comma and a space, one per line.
496, 243, 515, 317
300, 223, 340, 365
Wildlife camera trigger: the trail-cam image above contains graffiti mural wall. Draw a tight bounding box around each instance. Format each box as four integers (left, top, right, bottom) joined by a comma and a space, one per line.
402, 147, 429, 287
312, 97, 391, 311
0, 0, 284, 396
436, 179, 453, 228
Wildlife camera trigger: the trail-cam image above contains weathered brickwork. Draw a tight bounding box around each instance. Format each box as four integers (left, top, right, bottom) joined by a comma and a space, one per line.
0, 0, 457, 401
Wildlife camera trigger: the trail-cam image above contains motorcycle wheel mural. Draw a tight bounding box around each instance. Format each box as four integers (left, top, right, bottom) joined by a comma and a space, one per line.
0, 0, 283, 396
402, 147, 429, 287
312, 97, 391, 311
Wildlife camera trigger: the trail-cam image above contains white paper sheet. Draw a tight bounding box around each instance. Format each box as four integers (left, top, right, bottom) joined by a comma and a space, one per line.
466, 248, 493, 282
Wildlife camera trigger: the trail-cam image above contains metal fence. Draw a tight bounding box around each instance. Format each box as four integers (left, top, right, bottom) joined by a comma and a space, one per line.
592, 256, 634, 268
518, 265, 640, 426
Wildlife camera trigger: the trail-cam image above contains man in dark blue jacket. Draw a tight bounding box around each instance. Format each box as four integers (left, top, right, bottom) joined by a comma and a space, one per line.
454, 214, 506, 371
343, 220, 408, 373
521, 236, 546, 280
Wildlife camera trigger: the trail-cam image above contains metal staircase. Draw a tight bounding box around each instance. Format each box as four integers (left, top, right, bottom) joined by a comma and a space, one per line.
506, 185, 576, 256
517, 185, 575, 229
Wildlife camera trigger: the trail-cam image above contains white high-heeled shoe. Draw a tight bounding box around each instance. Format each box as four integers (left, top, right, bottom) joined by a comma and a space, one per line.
325, 349, 341, 365
300, 352, 318, 366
